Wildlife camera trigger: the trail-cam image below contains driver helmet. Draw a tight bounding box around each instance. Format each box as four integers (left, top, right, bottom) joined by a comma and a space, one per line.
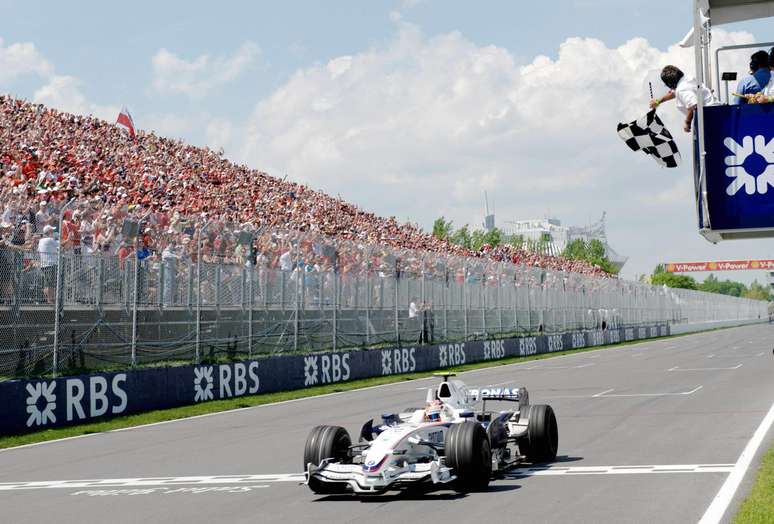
424, 399, 443, 422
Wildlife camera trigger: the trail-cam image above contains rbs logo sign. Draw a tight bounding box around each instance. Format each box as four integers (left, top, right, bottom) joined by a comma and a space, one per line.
25, 374, 128, 428
724, 135, 774, 196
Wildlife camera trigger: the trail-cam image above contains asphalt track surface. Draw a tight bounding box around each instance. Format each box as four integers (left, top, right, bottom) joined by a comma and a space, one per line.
1, 324, 773, 524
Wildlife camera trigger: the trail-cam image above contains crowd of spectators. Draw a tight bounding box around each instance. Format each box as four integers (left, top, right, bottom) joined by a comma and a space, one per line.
0, 94, 609, 303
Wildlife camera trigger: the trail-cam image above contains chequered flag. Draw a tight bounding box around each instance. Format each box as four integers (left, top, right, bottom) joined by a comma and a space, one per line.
617, 110, 681, 168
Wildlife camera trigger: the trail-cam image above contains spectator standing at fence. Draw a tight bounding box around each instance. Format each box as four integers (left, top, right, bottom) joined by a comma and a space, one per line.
61, 210, 82, 254
733, 50, 771, 104
38, 225, 58, 304
35, 201, 51, 231
136, 238, 152, 298
420, 300, 434, 344
409, 298, 418, 320
279, 246, 293, 272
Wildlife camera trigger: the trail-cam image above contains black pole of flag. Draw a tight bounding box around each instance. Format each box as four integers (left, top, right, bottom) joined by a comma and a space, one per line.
648, 81, 654, 100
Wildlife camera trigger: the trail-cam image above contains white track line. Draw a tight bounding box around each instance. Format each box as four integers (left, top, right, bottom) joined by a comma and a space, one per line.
699, 399, 774, 524
0, 474, 305, 491
592, 388, 615, 398
0, 464, 737, 492
510, 464, 734, 476
667, 364, 742, 371
525, 363, 595, 370
544, 385, 704, 400
594, 385, 703, 398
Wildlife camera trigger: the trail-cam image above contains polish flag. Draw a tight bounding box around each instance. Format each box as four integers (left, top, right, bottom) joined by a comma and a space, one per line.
116, 106, 136, 139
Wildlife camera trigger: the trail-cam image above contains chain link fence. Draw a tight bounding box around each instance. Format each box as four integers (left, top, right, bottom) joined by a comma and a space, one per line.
0, 199, 767, 380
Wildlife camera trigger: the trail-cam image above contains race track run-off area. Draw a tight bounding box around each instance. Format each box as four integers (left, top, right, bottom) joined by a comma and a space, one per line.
1, 324, 773, 524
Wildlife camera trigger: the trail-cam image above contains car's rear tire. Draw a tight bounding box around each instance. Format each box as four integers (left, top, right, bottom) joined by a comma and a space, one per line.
445, 422, 492, 492
519, 404, 558, 463
303, 425, 351, 494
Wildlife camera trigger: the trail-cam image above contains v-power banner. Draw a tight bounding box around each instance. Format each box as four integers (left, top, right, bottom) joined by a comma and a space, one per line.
0, 324, 668, 436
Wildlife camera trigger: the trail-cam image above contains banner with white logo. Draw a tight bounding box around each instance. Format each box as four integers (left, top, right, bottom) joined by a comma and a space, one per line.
703, 104, 774, 231
0, 324, 669, 436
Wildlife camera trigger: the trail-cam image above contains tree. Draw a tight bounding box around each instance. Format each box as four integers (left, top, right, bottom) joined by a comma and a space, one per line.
432, 217, 454, 241
449, 224, 472, 249
483, 227, 502, 249
742, 280, 771, 300
699, 274, 745, 297
444, 221, 504, 251
651, 272, 699, 290
471, 229, 487, 251
562, 238, 619, 275
563, 239, 588, 260
587, 239, 606, 260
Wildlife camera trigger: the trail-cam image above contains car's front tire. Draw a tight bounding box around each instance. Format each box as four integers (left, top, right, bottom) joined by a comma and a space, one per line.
445, 422, 492, 492
303, 425, 351, 494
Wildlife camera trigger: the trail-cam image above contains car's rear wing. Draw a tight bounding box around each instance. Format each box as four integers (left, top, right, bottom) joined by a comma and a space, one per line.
467, 386, 530, 412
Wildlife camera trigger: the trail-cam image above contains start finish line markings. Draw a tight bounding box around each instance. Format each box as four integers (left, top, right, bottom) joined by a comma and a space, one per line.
71, 486, 270, 497
0, 465, 735, 493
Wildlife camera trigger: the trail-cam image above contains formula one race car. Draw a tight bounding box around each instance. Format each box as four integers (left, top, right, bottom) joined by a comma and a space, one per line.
303, 373, 558, 494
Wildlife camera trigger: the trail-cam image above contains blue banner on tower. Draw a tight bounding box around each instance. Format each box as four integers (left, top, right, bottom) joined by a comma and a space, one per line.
703, 104, 774, 231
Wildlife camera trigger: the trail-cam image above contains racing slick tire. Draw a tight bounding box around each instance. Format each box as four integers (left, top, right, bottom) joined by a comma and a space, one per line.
445, 422, 492, 492
518, 404, 558, 463
303, 425, 352, 494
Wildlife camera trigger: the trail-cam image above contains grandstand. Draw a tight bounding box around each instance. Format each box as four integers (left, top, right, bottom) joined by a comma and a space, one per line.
0, 96, 609, 276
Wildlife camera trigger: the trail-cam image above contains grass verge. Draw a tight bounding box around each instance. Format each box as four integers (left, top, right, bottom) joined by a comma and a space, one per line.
734, 443, 774, 524
0, 326, 746, 451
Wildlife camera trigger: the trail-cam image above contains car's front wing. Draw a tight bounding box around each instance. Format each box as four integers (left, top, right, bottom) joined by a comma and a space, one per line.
307, 460, 455, 494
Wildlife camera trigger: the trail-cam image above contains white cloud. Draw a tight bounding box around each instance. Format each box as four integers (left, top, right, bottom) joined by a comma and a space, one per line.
32, 75, 118, 122
0, 36, 118, 121
0, 37, 52, 85
236, 23, 759, 279
151, 41, 260, 98
142, 112, 195, 139
205, 118, 234, 151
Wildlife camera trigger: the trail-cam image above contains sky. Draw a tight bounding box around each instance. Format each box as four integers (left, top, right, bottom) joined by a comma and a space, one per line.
2, 0, 774, 284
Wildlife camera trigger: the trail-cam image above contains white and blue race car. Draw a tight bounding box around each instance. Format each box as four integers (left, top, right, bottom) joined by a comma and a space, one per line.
303, 373, 558, 494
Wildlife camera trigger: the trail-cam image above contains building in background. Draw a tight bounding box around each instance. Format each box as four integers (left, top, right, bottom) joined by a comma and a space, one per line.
504, 212, 628, 272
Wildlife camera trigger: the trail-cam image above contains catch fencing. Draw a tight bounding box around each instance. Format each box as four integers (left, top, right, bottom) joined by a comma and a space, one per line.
0, 199, 767, 380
